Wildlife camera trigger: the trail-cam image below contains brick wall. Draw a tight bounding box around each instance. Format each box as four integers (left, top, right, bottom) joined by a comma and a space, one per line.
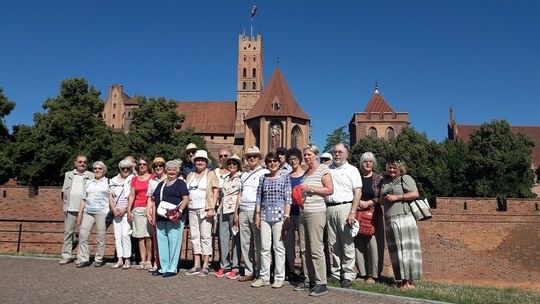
1, 186, 539, 289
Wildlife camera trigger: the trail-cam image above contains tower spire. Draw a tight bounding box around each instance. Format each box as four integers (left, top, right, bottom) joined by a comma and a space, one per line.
374, 80, 379, 94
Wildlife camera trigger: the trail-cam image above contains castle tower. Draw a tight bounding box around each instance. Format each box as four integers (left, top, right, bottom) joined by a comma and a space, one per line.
235, 33, 264, 145
102, 84, 138, 133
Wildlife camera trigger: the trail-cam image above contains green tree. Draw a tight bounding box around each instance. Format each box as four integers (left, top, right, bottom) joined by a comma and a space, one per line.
12, 78, 113, 185
349, 135, 394, 171
439, 139, 469, 196
0, 87, 15, 183
110, 96, 206, 170
467, 119, 534, 198
324, 125, 349, 152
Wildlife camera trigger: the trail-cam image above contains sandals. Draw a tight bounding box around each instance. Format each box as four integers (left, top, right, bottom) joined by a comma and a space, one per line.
111, 261, 123, 269
122, 260, 131, 269
136, 261, 152, 270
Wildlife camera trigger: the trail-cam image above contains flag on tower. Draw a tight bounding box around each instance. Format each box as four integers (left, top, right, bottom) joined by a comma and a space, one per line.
251, 5, 257, 18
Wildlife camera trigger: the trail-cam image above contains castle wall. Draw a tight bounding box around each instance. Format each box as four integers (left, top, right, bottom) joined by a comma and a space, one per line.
2, 188, 538, 290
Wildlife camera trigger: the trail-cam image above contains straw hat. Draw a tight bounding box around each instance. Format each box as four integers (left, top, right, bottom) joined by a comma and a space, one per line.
193, 150, 209, 162
245, 145, 262, 158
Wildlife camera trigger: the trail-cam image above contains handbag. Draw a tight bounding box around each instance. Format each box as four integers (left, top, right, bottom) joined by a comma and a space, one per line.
355, 207, 376, 237
409, 198, 432, 221
400, 176, 432, 221
156, 182, 179, 218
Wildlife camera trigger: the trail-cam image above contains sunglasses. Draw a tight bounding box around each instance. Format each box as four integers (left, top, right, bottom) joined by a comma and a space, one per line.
187, 151, 196, 155
138, 163, 147, 166
120, 167, 131, 171
247, 155, 258, 159
227, 162, 238, 166
265, 159, 279, 164
154, 164, 164, 168
93, 167, 103, 171
218, 154, 229, 158
77, 161, 87, 164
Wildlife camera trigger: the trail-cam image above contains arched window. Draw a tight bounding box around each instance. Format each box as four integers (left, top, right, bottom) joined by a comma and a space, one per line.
252, 68, 256, 77
253, 56, 256, 62
291, 126, 302, 148
242, 68, 247, 78
368, 127, 377, 138
242, 82, 247, 90
243, 56, 247, 62
386, 127, 395, 140
252, 82, 256, 90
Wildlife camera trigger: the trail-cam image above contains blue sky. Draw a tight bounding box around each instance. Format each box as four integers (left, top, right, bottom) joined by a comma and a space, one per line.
1, 0, 539, 149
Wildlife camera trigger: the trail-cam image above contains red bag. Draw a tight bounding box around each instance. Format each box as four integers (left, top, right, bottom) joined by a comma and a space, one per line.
355, 207, 376, 237
291, 185, 305, 209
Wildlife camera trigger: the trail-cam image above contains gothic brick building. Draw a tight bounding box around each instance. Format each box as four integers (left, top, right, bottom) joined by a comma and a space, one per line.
101, 33, 310, 158
349, 86, 409, 146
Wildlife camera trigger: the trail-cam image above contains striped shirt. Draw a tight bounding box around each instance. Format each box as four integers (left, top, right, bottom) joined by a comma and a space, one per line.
301, 165, 330, 213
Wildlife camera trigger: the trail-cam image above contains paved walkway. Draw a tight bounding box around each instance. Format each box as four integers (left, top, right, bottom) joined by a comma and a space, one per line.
1, 256, 443, 304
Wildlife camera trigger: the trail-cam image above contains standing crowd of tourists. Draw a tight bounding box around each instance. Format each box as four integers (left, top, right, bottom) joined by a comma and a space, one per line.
60, 142, 423, 296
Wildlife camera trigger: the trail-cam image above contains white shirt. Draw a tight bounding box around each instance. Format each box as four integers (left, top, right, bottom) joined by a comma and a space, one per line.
325, 162, 362, 204
239, 165, 269, 210
188, 171, 208, 209
83, 178, 110, 214
68, 173, 85, 212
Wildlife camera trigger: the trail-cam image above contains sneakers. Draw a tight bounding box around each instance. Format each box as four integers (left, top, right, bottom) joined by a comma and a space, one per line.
199, 267, 209, 276
215, 268, 228, 278
238, 275, 254, 282
186, 267, 201, 276
58, 258, 73, 265
327, 276, 340, 285
251, 278, 270, 288
94, 261, 105, 267
309, 284, 328, 297
75, 261, 91, 268
341, 279, 353, 288
272, 280, 284, 289
226, 270, 239, 280
294, 282, 312, 291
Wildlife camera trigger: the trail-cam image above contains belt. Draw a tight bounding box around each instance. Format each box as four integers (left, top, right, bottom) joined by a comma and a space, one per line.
326, 201, 352, 206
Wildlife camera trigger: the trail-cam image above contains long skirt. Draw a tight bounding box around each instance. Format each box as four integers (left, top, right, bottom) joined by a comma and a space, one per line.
385, 213, 422, 281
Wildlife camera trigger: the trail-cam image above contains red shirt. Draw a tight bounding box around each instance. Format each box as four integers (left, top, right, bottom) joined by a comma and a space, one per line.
131, 175, 153, 208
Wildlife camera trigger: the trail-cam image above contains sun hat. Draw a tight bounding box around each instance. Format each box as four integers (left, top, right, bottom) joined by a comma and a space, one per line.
151, 157, 166, 168
226, 154, 243, 170
320, 152, 333, 161
185, 143, 198, 153
193, 150, 209, 162
245, 145, 262, 158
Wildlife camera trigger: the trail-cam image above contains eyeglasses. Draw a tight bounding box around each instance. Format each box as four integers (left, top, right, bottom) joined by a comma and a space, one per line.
321, 158, 331, 162
265, 159, 279, 164
93, 167, 103, 171
333, 150, 345, 154
77, 161, 87, 164
227, 162, 238, 166
288, 157, 299, 162
218, 154, 229, 158
247, 155, 258, 159
187, 151, 196, 155
154, 164, 164, 168
120, 167, 131, 171
138, 163, 147, 167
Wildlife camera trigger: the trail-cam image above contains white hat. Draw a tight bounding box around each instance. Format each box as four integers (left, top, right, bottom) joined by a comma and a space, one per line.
245, 145, 262, 158
193, 150, 209, 162
185, 143, 198, 153
320, 152, 333, 160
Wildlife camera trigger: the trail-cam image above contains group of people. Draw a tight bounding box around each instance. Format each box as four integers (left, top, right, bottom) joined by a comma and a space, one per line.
59, 142, 423, 296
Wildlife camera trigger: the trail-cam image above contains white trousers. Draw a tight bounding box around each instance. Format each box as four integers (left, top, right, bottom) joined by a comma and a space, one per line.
113, 215, 132, 258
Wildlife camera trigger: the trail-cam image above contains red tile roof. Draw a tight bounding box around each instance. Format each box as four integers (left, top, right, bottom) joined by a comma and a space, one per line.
244, 68, 309, 121
363, 91, 395, 113
176, 101, 237, 134
124, 95, 139, 105
456, 124, 540, 168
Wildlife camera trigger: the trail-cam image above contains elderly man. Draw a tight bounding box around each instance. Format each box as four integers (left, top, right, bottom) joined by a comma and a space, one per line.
325, 143, 362, 288
59, 154, 95, 264
234, 146, 268, 282
181, 143, 198, 178
320, 152, 333, 166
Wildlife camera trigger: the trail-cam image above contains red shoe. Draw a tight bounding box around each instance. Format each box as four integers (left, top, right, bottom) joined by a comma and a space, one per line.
215, 268, 228, 278
227, 270, 239, 280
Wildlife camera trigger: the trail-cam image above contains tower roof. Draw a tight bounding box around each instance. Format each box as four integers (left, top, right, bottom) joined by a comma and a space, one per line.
244, 68, 309, 121
363, 91, 395, 113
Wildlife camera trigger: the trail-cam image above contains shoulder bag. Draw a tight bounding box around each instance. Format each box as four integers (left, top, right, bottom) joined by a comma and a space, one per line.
400, 176, 432, 221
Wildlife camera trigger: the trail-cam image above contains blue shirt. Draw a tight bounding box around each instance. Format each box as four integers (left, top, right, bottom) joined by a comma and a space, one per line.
256, 173, 292, 222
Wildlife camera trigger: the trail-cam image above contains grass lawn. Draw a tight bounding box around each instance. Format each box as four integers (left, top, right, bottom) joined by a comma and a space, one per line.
337, 278, 540, 304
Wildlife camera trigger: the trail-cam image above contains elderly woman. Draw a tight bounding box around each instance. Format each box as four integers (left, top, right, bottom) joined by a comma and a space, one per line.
215, 154, 242, 279
152, 160, 190, 277
76, 161, 109, 268
127, 156, 153, 270
251, 152, 292, 289
185, 150, 219, 276
147, 157, 167, 273
379, 158, 422, 290
355, 152, 384, 283
108, 159, 134, 269
295, 144, 333, 296
285, 148, 304, 281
